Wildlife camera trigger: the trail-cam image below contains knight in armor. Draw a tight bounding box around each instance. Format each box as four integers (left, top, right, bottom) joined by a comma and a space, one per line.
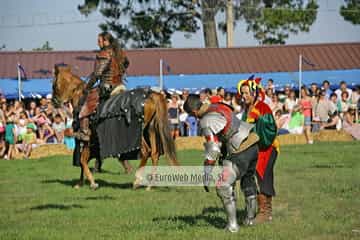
183, 94, 260, 233
237, 76, 279, 224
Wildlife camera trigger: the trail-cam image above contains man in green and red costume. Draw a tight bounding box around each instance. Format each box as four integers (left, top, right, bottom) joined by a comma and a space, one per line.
237, 76, 280, 224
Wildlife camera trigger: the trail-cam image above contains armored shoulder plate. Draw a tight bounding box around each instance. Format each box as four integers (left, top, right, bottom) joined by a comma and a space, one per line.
97, 49, 112, 59
200, 112, 227, 135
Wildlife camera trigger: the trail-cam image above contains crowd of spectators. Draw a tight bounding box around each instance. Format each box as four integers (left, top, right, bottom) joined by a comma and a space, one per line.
165, 80, 360, 144
0, 95, 75, 160
1, 79, 359, 160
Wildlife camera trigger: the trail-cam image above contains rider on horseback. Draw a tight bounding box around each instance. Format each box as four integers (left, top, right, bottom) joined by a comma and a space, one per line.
86, 31, 129, 101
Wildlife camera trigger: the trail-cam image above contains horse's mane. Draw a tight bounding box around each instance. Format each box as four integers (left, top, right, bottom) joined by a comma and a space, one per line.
54, 64, 84, 86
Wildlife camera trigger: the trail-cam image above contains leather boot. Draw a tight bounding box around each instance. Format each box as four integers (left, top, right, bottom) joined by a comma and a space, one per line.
254, 193, 269, 224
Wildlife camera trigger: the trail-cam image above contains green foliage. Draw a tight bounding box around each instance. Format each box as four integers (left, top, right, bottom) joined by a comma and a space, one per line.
232, 0, 319, 44
33, 41, 54, 51
340, 0, 360, 25
78, 0, 320, 48
0, 142, 360, 239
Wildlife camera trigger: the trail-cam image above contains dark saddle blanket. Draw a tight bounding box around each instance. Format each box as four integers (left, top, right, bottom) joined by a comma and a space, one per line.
96, 88, 151, 160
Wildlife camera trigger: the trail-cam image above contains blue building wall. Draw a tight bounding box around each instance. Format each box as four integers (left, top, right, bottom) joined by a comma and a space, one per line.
1, 69, 359, 98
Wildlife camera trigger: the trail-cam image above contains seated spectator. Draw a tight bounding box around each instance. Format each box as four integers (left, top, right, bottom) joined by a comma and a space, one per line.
351, 85, 360, 106
288, 105, 304, 134
38, 122, 55, 144
284, 90, 298, 113
186, 114, 198, 137
264, 88, 274, 106
342, 107, 360, 140
274, 110, 290, 135
312, 90, 336, 132
320, 110, 340, 130
26, 101, 37, 118
329, 93, 340, 113
270, 94, 283, 115
335, 81, 352, 101
339, 91, 350, 115
21, 123, 37, 159
4, 114, 17, 160
52, 113, 66, 143
16, 111, 28, 142
283, 85, 291, 98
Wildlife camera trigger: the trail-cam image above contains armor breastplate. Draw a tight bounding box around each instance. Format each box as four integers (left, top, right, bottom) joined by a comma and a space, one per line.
205, 103, 254, 154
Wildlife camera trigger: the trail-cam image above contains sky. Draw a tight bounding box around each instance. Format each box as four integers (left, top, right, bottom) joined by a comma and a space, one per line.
0, 0, 359, 51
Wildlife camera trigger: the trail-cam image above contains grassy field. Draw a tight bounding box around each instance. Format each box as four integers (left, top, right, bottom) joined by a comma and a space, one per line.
0, 141, 359, 240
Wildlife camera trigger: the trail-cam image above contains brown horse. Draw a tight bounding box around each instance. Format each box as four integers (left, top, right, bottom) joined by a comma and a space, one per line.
52, 64, 178, 190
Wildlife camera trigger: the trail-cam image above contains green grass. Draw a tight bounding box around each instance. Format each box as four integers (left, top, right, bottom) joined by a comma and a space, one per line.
0, 142, 360, 240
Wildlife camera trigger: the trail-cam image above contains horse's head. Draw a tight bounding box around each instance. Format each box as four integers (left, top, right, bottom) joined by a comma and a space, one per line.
52, 64, 85, 108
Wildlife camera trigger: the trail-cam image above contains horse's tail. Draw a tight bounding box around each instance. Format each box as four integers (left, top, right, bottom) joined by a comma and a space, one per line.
153, 93, 179, 166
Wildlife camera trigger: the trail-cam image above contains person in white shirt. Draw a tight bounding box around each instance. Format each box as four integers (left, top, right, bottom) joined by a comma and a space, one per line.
335, 81, 352, 101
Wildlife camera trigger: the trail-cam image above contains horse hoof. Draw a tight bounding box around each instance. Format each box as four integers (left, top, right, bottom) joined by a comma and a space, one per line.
74, 184, 82, 189
90, 183, 99, 190
146, 186, 152, 191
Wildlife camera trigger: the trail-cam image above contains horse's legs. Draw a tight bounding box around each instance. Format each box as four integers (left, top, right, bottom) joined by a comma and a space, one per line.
118, 159, 133, 174
80, 145, 98, 190
146, 127, 161, 191
74, 166, 84, 189
133, 153, 149, 189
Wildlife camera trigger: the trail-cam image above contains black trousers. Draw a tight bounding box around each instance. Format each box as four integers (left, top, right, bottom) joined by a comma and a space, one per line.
227, 144, 259, 197
256, 147, 277, 197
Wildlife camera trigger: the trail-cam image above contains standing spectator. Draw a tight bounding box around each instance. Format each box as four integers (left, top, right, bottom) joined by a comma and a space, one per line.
185, 114, 198, 136
21, 123, 37, 159
4, 114, 17, 160
266, 78, 275, 93
217, 87, 225, 100
52, 113, 66, 143
310, 83, 319, 99
0, 101, 5, 157
39, 97, 48, 113
168, 94, 180, 139
178, 109, 188, 137
63, 108, 75, 150
322, 80, 332, 99
335, 81, 352, 101
284, 90, 298, 113
223, 92, 232, 105
26, 101, 37, 118
199, 90, 210, 104
300, 87, 313, 144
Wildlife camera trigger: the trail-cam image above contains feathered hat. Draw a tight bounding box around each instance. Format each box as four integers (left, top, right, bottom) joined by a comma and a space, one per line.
237, 75, 265, 101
